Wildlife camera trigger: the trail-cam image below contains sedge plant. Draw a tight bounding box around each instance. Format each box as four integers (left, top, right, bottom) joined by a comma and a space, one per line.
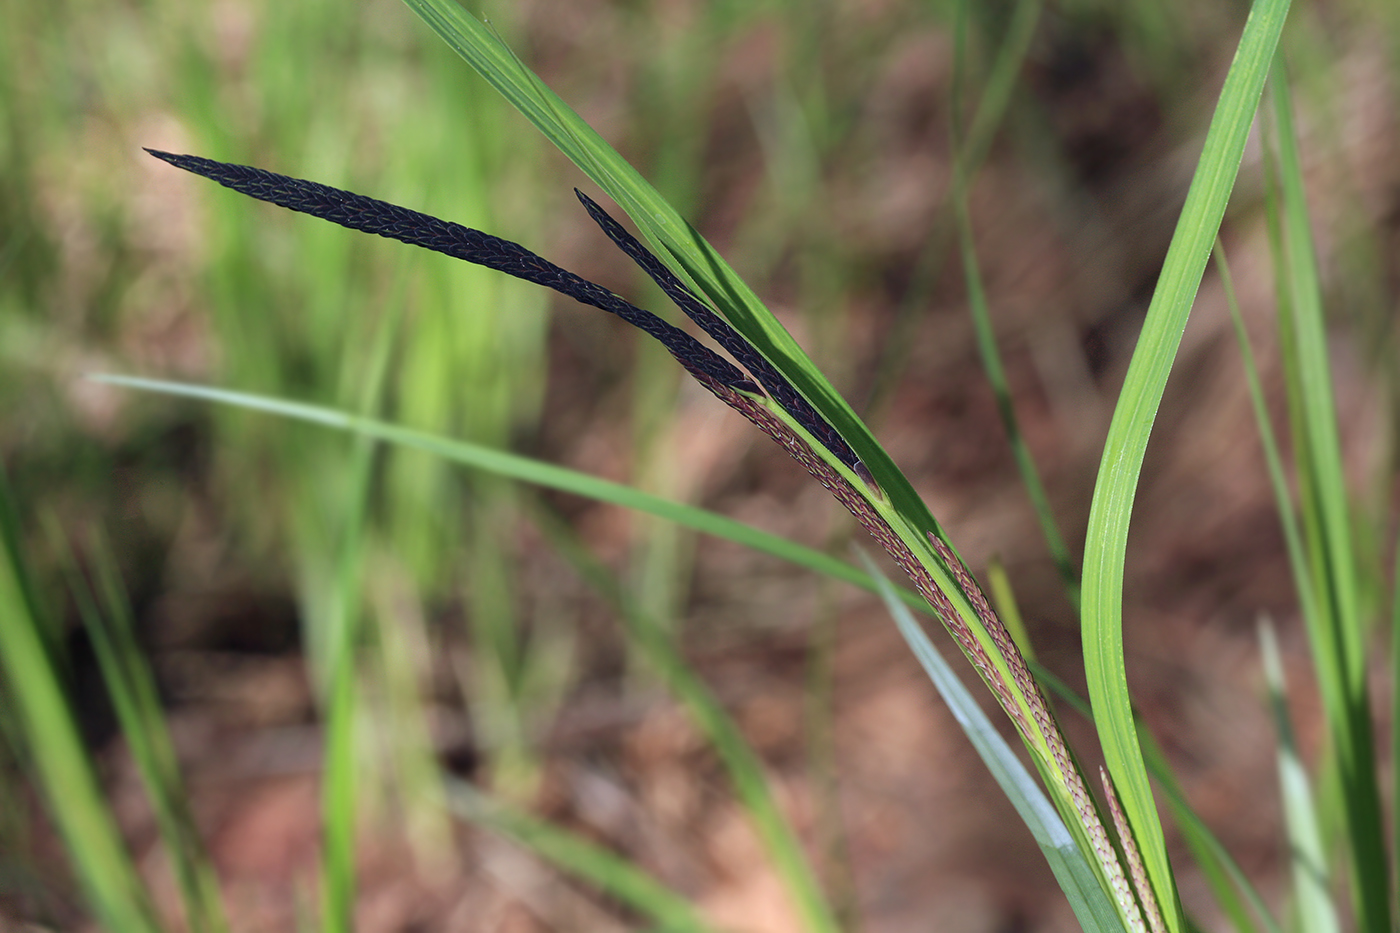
89, 0, 1296, 928
7, 0, 1394, 928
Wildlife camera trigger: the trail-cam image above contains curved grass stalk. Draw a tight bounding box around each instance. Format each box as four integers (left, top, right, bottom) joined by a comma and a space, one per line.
863, 551, 1128, 933
0, 472, 162, 933
1078, 2, 1290, 927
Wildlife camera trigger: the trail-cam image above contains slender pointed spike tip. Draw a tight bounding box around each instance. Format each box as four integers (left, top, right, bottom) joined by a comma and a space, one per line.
573, 188, 865, 475
143, 149, 762, 396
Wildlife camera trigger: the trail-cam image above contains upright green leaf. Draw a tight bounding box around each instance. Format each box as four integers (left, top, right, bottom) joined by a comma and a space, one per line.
55, 526, 229, 933
1079, 3, 1290, 928
1262, 67, 1389, 929
0, 472, 162, 933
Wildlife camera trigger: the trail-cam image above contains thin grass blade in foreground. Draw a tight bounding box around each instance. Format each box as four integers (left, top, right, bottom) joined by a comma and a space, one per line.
861, 552, 1127, 933
1078, 1, 1290, 926
52, 526, 230, 933
0, 472, 162, 933
1259, 67, 1390, 927
90, 373, 905, 606
317, 278, 402, 933
317, 429, 376, 933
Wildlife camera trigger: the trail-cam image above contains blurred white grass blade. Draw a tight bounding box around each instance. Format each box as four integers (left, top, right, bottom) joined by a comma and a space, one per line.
1258, 618, 1338, 933
858, 551, 1129, 933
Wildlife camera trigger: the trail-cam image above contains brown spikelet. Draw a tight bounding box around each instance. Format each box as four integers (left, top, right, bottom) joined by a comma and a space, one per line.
1102, 767, 1164, 933
922, 534, 1145, 930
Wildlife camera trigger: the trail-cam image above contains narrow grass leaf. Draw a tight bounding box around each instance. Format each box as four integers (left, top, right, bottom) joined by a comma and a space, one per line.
0, 473, 162, 933
54, 526, 230, 933
1216, 241, 1317, 629
958, 0, 1043, 177
1263, 68, 1389, 928
1258, 619, 1339, 933
318, 452, 368, 933
90, 374, 931, 613
445, 778, 716, 933
318, 312, 394, 933
1079, 2, 1290, 927
1035, 668, 1280, 933
861, 551, 1127, 933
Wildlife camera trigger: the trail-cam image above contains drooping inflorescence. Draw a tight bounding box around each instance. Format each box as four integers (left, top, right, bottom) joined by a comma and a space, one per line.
148, 148, 1157, 929
144, 149, 759, 398
572, 189, 866, 479
145, 149, 871, 484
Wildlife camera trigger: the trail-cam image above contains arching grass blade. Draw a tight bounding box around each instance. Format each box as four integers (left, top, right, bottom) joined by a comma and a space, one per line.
1079, 2, 1290, 927
861, 551, 1127, 933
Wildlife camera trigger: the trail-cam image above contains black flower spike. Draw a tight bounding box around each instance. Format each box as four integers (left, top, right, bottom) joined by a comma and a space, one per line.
572, 189, 866, 478
145, 148, 872, 488
143, 149, 758, 396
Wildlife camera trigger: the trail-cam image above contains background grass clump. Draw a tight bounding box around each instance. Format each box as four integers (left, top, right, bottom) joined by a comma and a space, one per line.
2, 0, 1399, 930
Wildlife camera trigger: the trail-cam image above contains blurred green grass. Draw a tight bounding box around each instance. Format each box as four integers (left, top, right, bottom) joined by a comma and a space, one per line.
3, 0, 1400, 929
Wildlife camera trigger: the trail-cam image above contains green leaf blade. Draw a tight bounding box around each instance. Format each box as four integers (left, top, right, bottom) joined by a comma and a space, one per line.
1079, 2, 1291, 930
0, 476, 162, 933
862, 551, 1129, 933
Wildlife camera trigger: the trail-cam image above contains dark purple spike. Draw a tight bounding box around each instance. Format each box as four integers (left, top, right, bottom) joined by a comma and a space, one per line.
574, 189, 865, 476
144, 149, 756, 394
